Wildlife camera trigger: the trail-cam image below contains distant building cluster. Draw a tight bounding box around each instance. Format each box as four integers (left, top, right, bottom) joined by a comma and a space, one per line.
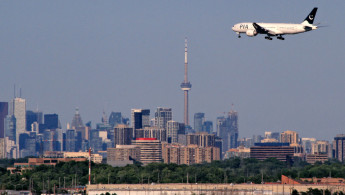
1, 94, 344, 167
0, 95, 229, 166
225, 130, 342, 164
1, 39, 344, 167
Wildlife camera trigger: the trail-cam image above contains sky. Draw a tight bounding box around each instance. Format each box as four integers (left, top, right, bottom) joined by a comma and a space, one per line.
1, 1, 345, 141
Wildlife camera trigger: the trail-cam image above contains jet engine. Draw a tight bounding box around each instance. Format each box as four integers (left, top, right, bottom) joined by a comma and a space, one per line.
246, 30, 258, 37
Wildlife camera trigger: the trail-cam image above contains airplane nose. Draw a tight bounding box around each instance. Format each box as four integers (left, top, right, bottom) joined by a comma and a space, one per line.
232, 26, 235, 31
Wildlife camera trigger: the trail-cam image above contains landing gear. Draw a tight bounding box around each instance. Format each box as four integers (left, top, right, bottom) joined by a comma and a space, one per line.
237, 32, 241, 38
277, 36, 285, 40
265, 36, 272, 40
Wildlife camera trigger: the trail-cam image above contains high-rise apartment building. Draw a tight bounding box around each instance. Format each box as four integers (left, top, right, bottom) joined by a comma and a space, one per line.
0, 102, 8, 138
135, 126, 167, 142
114, 124, 133, 145
0, 138, 5, 158
312, 140, 331, 156
132, 138, 162, 165
187, 132, 216, 147
166, 120, 185, 143
194, 113, 205, 132
334, 135, 345, 162
162, 143, 220, 165
154, 107, 172, 130
280, 130, 299, 144
217, 109, 239, 152
9, 98, 26, 146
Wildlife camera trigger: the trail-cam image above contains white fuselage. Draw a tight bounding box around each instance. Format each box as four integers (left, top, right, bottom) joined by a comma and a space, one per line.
232, 22, 316, 35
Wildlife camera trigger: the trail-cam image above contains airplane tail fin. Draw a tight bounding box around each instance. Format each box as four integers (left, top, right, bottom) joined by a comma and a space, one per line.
301, 7, 318, 25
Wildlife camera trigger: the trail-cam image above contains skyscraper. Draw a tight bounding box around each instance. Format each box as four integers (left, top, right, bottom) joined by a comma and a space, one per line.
71, 108, 87, 140
194, 113, 205, 132
9, 98, 26, 147
0, 102, 8, 138
131, 109, 150, 138
43, 129, 62, 152
89, 129, 103, 153
187, 132, 216, 147
71, 108, 84, 129
26, 110, 43, 132
180, 38, 192, 126
19, 132, 37, 157
154, 107, 172, 130
4, 115, 16, 142
109, 112, 122, 128
132, 138, 162, 165
65, 129, 77, 152
114, 124, 133, 146
217, 109, 239, 153
202, 121, 213, 134
44, 114, 59, 130
162, 144, 220, 165
166, 120, 185, 143
280, 130, 299, 144
26, 111, 37, 131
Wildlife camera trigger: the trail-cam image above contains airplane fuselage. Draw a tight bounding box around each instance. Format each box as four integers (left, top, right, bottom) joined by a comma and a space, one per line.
232, 7, 319, 40
232, 23, 316, 35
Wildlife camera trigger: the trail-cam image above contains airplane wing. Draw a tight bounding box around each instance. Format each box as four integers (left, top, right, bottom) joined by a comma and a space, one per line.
253, 23, 283, 36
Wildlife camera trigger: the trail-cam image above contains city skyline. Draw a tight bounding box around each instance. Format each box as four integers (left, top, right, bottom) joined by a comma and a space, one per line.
1, 1, 345, 141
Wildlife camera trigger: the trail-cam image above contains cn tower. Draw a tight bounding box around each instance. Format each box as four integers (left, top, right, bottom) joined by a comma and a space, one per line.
180, 38, 192, 126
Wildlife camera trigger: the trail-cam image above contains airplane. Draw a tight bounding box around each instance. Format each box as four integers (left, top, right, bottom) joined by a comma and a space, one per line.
232, 7, 318, 40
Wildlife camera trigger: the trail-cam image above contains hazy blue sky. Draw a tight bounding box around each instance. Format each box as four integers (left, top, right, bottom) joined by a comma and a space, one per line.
1, 1, 344, 141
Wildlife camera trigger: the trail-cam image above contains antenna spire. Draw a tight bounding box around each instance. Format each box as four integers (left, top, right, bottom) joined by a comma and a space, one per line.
184, 37, 188, 82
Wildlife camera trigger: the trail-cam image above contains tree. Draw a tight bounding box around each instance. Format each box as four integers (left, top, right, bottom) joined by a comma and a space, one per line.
292, 189, 299, 195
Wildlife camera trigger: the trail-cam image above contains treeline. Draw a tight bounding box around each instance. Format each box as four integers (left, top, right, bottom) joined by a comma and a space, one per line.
1, 158, 345, 194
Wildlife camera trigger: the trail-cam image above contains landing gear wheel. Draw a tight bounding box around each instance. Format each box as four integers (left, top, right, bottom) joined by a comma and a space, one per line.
237, 33, 241, 38
265, 36, 272, 40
